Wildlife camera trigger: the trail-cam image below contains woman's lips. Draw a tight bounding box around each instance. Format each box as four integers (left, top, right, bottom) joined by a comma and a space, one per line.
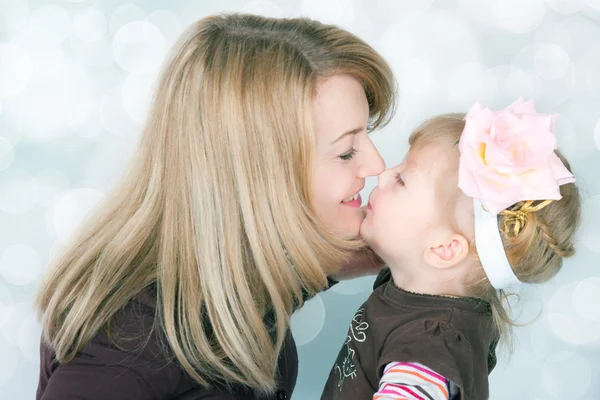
341, 194, 362, 208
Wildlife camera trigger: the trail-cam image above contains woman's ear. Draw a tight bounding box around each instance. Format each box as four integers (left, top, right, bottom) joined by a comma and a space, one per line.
423, 234, 470, 269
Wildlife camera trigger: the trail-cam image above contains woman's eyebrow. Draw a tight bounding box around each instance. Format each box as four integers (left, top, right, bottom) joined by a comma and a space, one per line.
332, 127, 364, 144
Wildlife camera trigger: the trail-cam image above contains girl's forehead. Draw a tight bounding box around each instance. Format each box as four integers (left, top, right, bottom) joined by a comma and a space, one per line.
406, 144, 457, 179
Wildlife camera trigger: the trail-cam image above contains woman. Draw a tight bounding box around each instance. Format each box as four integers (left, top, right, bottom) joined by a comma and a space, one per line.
36, 13, 395, 399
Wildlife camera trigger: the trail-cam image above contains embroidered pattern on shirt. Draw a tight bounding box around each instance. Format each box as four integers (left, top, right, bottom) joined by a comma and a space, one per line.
332, 307, 370, 391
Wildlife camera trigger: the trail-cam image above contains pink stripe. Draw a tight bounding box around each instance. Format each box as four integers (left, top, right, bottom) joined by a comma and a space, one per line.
390, 362, 446, 383
379, 383, 407, 396
392, 384, 426, 400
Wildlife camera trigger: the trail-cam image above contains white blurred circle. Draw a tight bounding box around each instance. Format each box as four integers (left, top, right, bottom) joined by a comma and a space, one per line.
0, 169, 37, 215
330, 275, 375, 296
9, 63, 94, 140
240, 1, 284, 18
545, 0, 584, 14
448, 62, 498, 108
529, 314, 578, 360
113, 21, 166, 74
542, 351, 591, 399
539, 63, 575, 108
100, 86, 142, 137
377, 0, 434, 17
11, 25, 66, 80
534, 44, 571, 80
578, 46, 600, 98
512, 42, 573, 109
0, 336, 18, 387
580, 195, 600, 253
0, 301, 29, 345
0, 0, 29, 33
560, 16, 600, 59
147, 10, 182, 46
70, 36, 114, 68
494, 0, 546, 34
72, 7, 107, 43
48, 241, 66, 265
72, 107, 105, 139
31, 4, 71, 42
301, 0, 355, 28
0, 244, 41, 286
0, 137, 14, 171
53, 188, 105, 243
0, 283, 13, 329
291, 293, 326, 346
0, 44, 32, 99
492, 65, 542, 106
594, 119, 600, 151
396, 58, 433, 97
534, 21, 572, 52
122, 71, 158, 124
548, 280, 600, 345
457, 0, 497, 27
554, 115, 578, 160
35, 169, 70, 208
379, 13, 479, 84
18, 313, 41, 364
82, 138, 138, 192
573, 278, 600, 322
109, 4, 145, 34
0, 111, 21, 146
586, 0, 600, 11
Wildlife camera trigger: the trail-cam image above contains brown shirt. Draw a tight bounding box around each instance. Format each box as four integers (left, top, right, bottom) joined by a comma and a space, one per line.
36, 278, 339, 400
321, 268, 499, 400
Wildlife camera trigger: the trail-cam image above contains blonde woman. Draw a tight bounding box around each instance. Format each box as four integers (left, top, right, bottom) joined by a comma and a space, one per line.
35, 13, 395, 400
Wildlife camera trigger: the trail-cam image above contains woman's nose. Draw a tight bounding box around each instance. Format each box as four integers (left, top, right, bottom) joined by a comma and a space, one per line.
358, 137, 385, 178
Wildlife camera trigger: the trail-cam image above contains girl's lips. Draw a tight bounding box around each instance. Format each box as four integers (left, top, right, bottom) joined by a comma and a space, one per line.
341, 194, 362, 208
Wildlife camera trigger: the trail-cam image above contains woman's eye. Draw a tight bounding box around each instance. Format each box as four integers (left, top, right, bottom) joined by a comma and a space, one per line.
339, 148, 357, 161
396, 173, 405, 186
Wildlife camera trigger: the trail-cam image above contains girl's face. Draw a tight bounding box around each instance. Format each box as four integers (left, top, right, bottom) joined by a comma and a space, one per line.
311, 74, 385, 238
360, 146, 449, 265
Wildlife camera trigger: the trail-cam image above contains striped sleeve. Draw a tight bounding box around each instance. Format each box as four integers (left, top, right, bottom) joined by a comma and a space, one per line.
372, 362, 450, 400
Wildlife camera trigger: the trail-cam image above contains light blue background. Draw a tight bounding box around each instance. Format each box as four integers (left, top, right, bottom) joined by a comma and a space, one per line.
1, 0, 599, 399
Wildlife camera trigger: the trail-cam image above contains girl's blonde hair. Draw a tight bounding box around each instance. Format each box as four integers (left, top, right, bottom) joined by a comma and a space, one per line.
408, 113, 581, 345
36, 13, 395, 393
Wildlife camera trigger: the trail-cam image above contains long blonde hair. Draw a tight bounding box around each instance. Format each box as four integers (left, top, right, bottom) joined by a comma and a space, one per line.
408, 114, 581, 348
36, 13, 395, 393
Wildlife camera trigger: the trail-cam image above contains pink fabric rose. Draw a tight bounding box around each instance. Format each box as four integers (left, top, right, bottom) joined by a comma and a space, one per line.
458, 97, 575, 215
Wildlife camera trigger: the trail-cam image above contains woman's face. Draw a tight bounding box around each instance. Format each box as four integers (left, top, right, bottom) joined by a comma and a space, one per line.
311, 74, 385, 238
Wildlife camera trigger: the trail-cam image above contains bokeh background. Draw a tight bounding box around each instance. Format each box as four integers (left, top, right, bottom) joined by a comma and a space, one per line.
1, 0, 599, 398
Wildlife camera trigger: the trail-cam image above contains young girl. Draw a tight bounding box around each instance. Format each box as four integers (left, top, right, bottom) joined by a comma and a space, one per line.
320, 98, 581, 400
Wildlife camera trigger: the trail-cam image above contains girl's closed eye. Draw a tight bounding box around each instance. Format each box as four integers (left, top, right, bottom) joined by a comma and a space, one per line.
396, 173, 405, 186
339, 148, 357, 161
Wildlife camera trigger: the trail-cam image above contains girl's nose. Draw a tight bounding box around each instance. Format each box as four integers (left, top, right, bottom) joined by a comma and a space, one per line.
377, 169, 394, 189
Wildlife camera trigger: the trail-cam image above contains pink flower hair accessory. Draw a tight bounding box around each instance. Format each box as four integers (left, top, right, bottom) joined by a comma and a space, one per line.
457, 97, 575, 290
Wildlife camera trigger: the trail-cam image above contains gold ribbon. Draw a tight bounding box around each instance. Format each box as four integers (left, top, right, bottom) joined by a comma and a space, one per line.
499, 200, 553, 236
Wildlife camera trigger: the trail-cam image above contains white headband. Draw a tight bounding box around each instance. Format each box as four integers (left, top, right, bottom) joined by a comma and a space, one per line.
472, 198, 521, 290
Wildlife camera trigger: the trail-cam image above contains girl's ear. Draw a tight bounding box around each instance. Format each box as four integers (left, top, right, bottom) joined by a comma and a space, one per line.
424, 234, 469, 269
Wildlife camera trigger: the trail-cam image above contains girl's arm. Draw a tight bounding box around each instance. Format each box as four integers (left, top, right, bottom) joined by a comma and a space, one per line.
373, 362, 451, 400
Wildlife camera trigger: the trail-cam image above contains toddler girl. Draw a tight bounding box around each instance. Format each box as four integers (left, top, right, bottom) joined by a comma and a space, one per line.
320, 98, 581, 400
